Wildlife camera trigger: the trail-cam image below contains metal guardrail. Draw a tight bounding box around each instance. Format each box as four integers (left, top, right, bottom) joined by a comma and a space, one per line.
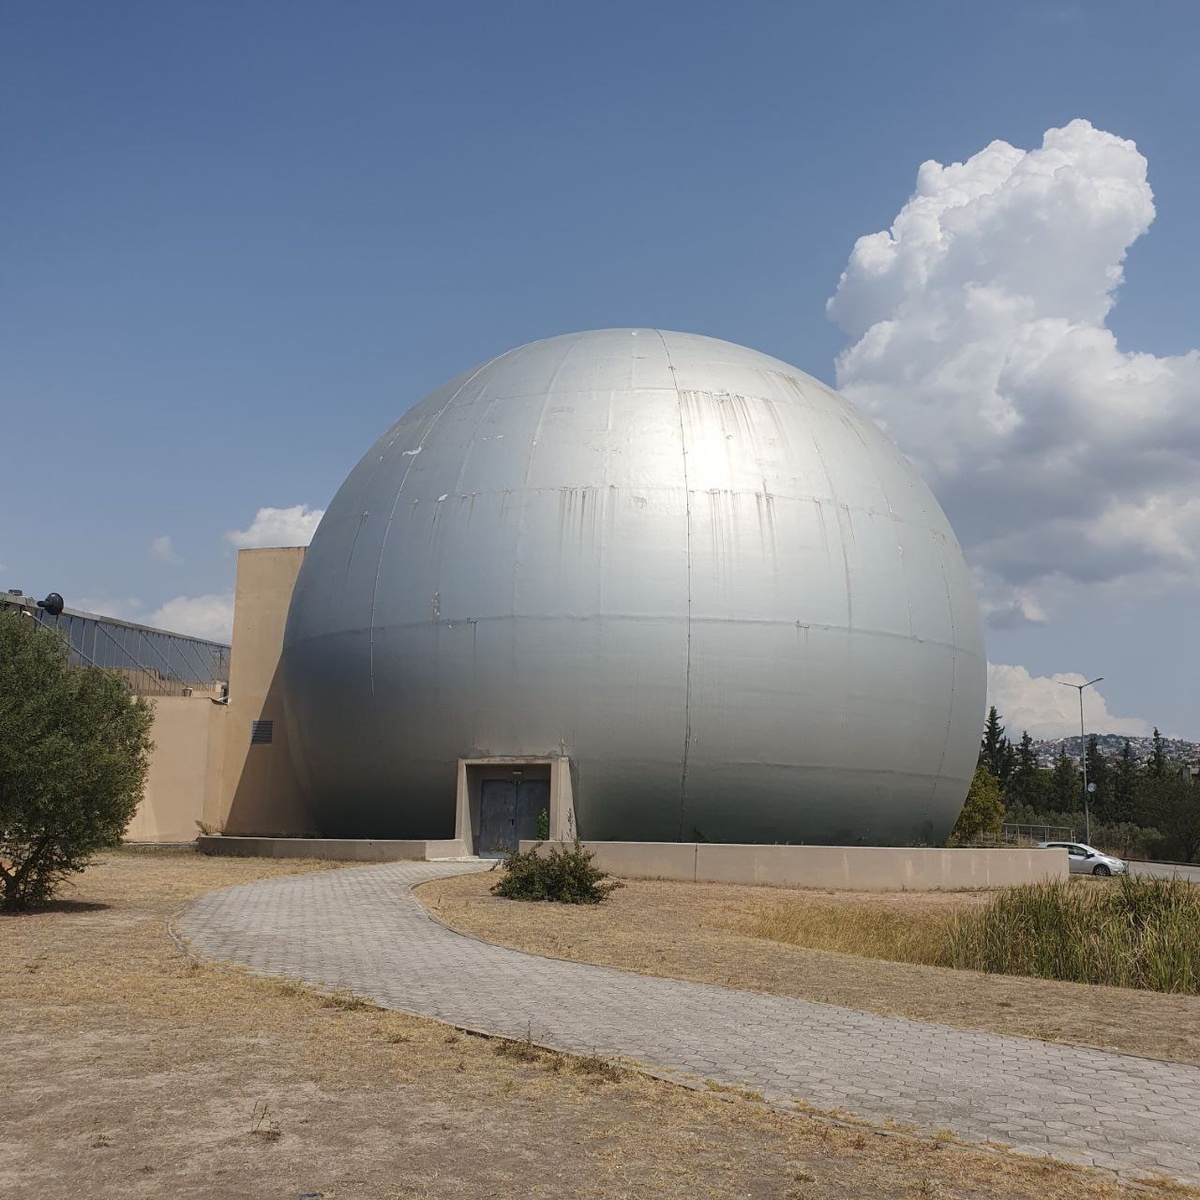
1001, 822, 1076, 845
964, 824, 1077, 849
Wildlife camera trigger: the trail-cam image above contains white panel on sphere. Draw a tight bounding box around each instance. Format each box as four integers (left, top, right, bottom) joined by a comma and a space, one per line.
282, 329, 986, 844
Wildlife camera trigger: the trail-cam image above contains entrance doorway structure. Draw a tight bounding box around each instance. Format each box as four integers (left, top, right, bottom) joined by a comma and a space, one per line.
455, 757, 576, 858
478, 777, 549, 855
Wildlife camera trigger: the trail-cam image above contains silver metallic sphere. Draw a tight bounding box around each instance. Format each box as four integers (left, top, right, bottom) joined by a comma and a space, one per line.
282, 329, 985, 844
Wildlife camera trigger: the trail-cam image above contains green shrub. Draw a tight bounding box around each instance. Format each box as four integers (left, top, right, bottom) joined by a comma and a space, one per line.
946, 874, 1200, 993
1090, 821, 1163, 862
948, 764, 1004, 845
1, 612, 154, 911
491, 840, 624, 904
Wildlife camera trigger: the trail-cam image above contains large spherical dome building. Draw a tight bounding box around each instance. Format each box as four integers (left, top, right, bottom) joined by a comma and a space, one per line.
282, 329, 985, 846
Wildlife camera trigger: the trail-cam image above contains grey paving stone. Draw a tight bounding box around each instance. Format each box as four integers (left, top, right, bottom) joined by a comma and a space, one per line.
176, 860, 1200, 1186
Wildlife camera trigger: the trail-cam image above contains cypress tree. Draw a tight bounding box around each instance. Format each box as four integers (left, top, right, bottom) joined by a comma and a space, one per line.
1085, 735, 1111, 821
1051, 743, 1079, 815
1150, 727, 1168, 779
979, 706, 1011, 780
1112, 740, 1138, 824
1005, 731, 1044, 810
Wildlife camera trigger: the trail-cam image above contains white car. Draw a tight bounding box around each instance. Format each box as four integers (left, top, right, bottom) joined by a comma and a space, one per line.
1036, 841, 1128, 876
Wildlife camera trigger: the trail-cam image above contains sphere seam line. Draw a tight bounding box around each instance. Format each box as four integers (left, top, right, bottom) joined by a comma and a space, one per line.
930, 533, 961, 797
656, 329, 693, 842
367, 348, 519, 699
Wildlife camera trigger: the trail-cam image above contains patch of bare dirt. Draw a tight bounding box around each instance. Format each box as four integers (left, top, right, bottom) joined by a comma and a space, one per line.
0, 851, 1191, 1199
417, 871, 1200, 1065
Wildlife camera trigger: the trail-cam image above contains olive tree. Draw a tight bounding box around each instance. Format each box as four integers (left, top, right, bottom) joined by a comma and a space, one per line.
949, 763, 1005, 846
0, 611, 154, 911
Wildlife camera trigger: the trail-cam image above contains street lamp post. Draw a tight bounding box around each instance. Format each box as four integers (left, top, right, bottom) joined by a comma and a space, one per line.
1, 590, 64, 619
1059, 676, 1103, 844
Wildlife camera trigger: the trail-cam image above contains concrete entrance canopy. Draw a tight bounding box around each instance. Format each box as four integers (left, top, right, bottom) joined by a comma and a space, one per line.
455, 756, 576, 857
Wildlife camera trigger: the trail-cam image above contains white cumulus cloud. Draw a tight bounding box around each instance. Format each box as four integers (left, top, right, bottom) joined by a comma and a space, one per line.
986, 662, 1149, 740
148, 534, 181, 564
227, 504, 324, 549
148, 593, 235, 642
74, 595, 146, 623
828, 119, 1200, 626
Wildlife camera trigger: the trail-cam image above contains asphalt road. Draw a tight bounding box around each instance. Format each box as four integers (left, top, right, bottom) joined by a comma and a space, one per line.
1128, 859, 1200, 882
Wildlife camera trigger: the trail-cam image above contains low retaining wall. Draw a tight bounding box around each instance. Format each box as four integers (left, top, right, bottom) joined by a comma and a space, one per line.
196, 836, 469, 862
520, 841, 1069, 890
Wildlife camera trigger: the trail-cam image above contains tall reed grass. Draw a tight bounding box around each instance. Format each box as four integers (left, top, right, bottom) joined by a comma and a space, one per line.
946, 875, 1200, 993
742, 875, 1200, 994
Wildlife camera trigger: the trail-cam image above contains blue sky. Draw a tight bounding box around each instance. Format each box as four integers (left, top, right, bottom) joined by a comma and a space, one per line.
2, 1, 1198, 740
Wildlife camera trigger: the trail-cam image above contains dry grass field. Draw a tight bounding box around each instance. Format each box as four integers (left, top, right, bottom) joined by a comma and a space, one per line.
2, 852, 1193, 1199
418, 871, 1200, 1064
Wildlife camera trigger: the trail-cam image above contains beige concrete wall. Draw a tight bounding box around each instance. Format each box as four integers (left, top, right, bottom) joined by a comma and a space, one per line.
197, 836, 468, 862
527, 840, 700, 880
212, 547, 315, 836
127, 696, 224, 842
522, 841, 1070, 890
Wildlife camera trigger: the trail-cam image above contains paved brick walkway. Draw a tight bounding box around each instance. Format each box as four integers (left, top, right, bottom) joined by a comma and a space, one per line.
176, 861, 1200, 1184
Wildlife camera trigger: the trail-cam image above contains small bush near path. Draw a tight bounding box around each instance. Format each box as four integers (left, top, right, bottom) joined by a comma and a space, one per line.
947, 874, 1200, 993
491, 840, 624, 904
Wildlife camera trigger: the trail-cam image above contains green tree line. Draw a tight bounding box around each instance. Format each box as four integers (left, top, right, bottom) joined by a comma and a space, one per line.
952, 706, 1200, 862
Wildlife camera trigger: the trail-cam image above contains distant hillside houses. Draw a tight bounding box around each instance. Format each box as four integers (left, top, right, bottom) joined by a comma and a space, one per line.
1030, 734, 1199, 778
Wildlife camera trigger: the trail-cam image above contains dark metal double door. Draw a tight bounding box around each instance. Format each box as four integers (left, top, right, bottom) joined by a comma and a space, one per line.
478, 778, 550, 855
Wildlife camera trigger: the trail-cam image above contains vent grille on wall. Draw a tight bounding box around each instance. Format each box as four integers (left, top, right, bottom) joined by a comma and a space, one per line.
250, 719, 274, 745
